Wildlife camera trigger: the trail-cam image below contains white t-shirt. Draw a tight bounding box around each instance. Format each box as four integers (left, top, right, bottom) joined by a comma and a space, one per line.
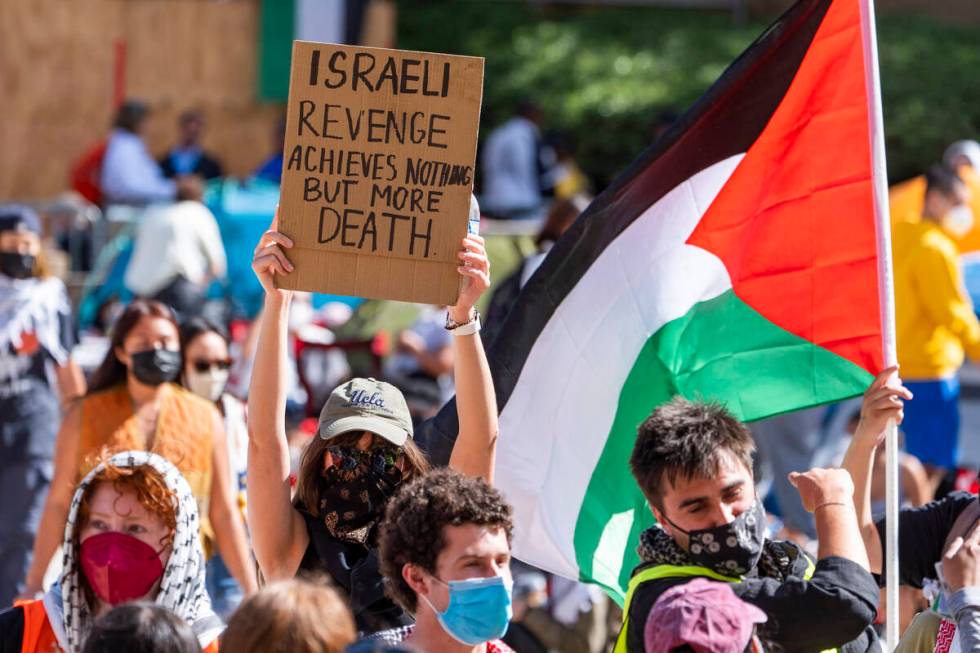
124, 201, 227, 296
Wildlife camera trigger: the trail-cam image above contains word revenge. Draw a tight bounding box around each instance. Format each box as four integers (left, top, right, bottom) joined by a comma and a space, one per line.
277, 41, 483, 304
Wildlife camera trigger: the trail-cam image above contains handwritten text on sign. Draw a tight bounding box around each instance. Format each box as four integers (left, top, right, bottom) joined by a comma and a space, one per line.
277, 42, 484, 303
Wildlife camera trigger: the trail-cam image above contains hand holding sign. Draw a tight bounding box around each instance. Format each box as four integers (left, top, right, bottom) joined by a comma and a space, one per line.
252, 207, 295, 300
277, 42, 484, 305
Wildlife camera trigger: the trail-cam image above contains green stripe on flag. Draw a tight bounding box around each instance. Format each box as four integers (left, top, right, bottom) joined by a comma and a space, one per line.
572, 288, 873, 602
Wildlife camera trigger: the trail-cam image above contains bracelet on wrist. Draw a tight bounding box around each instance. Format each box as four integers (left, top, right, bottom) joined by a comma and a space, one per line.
814, 501, 851, 513
446, 309, 481, 336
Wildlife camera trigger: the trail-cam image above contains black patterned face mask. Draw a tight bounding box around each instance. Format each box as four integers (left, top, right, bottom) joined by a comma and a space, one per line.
661, 499, 767, 577
317, 445, 404, 545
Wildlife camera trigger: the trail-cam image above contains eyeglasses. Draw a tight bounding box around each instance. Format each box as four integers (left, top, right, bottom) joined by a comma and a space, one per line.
192, 359, 232, 373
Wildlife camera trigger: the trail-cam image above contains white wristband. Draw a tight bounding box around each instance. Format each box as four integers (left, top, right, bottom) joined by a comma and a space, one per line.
450, 316, 481, 337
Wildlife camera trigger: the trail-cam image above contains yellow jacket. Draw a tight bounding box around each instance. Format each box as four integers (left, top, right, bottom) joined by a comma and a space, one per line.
894, 219, 980, 379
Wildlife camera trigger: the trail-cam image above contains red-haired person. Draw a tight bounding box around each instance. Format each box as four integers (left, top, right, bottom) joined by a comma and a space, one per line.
0, 451, 223, 652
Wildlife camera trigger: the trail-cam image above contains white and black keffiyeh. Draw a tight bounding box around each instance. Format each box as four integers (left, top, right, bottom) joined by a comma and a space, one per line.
52, 450, 220, 653
0, 274, 72, 365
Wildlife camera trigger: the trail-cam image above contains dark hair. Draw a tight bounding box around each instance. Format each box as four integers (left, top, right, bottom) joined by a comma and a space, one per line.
630, 397, 755, 509
515, 99, 541, 120
178, 108, 204, 126
925, 163, 964, 200
81, 602, 201, 653
114, 100, 149, 133
536, 197, 586, 249
179, 317, 228, 361
87, 300, 179, 394
378, 468, 513, 612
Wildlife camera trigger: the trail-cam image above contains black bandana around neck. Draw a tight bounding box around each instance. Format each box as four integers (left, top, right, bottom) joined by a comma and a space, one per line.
637, 523, 799, 582
317, 446, 404, 545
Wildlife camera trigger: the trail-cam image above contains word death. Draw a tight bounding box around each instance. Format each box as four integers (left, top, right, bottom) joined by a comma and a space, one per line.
317, 207, 434, 258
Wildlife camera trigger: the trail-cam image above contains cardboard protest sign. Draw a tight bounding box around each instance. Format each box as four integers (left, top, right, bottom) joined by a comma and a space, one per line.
276, 41, 485, 304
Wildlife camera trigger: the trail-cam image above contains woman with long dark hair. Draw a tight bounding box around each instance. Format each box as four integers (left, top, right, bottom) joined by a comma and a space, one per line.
22, 300, 256, 600
248, 206, 499, 633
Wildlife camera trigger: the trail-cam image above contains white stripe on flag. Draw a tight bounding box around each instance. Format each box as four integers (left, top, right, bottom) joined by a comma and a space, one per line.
497, 154, 745, 581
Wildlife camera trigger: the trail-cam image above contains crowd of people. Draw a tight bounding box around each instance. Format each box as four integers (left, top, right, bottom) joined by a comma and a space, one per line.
4, 90, 980, 653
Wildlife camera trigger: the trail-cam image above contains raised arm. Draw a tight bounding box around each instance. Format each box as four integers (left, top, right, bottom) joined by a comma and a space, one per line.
840, 367, 912, 574
447, 234, 499, 483
207, 409, 258, 594
246, 211, 309, 581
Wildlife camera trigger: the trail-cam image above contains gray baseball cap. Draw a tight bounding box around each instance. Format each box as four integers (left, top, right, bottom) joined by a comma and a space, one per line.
318, 378, 413, 446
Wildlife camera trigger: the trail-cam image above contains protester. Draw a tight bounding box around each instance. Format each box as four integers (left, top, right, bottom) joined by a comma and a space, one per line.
81, 602, 202, 653
543, 133, 590, 200
889, 140, 980, 253
99, 100, 179, 205
360, 467, 515, 652
179, 317, 248, 618
253, 114, 287, 184
843, 367, 980, 650
0, 451, 223, 652
480, 100, 550, 219
617, 396, 880, 651
124, 177, 227, 319
159, 109, 223, 181
643, 578, 768, 653
483, 195, 587, 344
220, 578, 356, 653
22, 299, 256, 601
892, 164, 978, 492
385, 305, 454, 423
247, 207, 498, 633
0, 205, 86, 606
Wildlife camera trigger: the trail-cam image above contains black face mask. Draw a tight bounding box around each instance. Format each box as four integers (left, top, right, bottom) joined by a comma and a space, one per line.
317, 446, 403, 545
129, 349, 182, 386
661, 499, 767, 577
0, 252, 36, 279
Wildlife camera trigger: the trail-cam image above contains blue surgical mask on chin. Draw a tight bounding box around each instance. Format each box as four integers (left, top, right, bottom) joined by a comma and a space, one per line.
420, 574, 514, 646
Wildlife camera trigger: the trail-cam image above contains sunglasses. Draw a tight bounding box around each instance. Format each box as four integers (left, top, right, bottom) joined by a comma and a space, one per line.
192, 359, 232, 373
326, 445, 401, 471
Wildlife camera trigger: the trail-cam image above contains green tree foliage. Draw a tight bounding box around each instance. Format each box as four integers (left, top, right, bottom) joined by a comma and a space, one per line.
398, 1, 979, 186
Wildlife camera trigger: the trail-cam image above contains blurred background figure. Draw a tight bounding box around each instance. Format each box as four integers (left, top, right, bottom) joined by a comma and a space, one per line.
220, 579, 356, 653
124, 177, 227, 319
483, 195, 588, 345
81, 602, 203, 653
481, 100, 552, 220
385, 305, 454, 426
893, 164, 977, 495
0, 205, 85, 606
100, 100, 180, 206
159, 109, 224, 181
253, 113, 288, 185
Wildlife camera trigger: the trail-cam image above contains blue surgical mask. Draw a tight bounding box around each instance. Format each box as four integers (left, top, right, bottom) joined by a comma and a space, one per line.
421, 574, 513, 645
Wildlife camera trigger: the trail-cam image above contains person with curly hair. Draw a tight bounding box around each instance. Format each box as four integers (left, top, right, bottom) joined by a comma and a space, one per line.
353, 468, 515, 653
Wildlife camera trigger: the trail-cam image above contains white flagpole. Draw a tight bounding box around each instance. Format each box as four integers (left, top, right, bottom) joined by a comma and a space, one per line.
858, 0, 899, 648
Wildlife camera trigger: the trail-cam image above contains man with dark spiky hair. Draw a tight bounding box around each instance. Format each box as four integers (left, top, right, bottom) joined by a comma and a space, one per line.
614, 382, 894, 653
354, 468, 516, 653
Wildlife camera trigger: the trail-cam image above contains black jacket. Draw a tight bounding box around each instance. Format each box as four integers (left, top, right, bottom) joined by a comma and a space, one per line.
622, 550, 880, 653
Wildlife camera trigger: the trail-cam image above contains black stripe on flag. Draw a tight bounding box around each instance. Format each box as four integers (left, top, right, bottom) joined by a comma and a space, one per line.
417, 0, 833, 463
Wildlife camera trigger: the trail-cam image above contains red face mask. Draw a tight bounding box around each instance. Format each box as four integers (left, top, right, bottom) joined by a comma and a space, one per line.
79, 532, 165, 605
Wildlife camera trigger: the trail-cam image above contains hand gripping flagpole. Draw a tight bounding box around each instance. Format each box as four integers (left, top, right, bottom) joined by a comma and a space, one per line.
859, 0, 899, 647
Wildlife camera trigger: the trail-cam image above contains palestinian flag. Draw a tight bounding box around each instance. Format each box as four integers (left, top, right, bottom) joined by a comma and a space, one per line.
420, 0, 886, 600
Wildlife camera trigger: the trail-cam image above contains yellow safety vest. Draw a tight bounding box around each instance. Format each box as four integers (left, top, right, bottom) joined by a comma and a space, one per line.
612, 558, 838, 653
